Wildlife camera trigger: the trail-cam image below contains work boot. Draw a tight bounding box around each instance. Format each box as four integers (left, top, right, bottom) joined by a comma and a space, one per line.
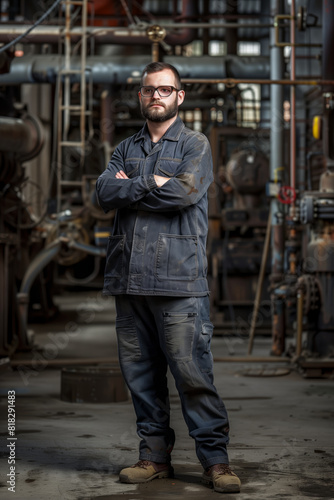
202, 463, 241, 493
119, 460, 174, 484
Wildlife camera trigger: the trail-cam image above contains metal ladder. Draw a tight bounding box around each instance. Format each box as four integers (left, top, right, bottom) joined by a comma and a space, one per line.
56, 0, 93, 215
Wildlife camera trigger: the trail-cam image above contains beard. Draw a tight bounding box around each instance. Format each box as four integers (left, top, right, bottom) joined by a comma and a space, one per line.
140, 97, 178, 123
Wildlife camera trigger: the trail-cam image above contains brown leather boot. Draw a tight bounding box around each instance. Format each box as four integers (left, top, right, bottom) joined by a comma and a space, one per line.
202, 463, 241, 493
119, 460, 174, 484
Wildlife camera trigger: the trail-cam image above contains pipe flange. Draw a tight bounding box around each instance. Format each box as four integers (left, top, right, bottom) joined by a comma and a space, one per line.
300, 195, 314, 224
146, 25, 166, 42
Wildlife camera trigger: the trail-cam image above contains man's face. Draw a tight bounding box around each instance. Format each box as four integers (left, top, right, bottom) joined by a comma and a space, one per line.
139, 69, 184, 123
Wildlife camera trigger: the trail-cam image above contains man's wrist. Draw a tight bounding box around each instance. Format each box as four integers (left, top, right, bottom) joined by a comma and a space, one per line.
145, 174, 158, 190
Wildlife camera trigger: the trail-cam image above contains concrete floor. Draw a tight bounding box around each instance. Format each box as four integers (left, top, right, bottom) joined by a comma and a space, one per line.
1, 291, 334, 500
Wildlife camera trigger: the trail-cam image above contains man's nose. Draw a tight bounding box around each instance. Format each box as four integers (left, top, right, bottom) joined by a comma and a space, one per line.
152, 89, 160, 97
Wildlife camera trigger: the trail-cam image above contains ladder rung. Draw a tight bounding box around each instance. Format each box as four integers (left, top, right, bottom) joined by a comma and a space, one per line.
59, 69, 83, 75
60, 180, 83, 186
59, 141, 85, 147
61, 105, 83, 110
62, 1, 85, 5
67, 110, 92, 116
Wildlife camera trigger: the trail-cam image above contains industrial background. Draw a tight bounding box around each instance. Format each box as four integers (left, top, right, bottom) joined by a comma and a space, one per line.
0, 1, 333, 499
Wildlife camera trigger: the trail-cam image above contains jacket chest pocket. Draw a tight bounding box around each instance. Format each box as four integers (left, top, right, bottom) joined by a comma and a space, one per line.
156, 158, 182, 177
124, 159, 141, 178
105, 235, 125, 278
155, 234, 198, 281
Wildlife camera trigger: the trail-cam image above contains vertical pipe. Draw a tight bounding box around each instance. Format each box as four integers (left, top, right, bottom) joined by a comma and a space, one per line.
290, 0, 296, 198
64, 0, 71, 140
296, 290, 304, 356
270, 0, 285, 354
248, 207, 272, 354
81, 0, 88, 160
152, 42, 159, 62
226, 0, 238, 54
270, 0, 285, 279
57, 76, 62, 217
270, 0, 284, 184
100, 90, 114, 146
271, 296, 286, 355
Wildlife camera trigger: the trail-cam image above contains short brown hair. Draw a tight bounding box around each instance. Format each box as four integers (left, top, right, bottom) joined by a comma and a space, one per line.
140, 62, 181, 89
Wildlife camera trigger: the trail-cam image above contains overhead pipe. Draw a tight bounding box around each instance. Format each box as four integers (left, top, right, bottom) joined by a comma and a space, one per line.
0, 22, 274, 43
0, 54, 271, 85
0, 0, 198, 47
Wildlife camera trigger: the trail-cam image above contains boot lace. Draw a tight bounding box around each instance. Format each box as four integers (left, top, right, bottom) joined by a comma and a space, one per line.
133, 460, 152, 469
211, 464, 236, 476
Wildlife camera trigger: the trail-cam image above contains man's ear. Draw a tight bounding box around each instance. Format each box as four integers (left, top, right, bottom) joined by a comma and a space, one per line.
177, 90, 185, 106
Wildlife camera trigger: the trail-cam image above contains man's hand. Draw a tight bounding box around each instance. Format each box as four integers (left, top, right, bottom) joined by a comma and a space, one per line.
154, 175, 170, 187
115, 170, 129, 179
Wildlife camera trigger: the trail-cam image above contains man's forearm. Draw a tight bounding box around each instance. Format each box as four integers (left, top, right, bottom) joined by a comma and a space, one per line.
115, 170, 169, 188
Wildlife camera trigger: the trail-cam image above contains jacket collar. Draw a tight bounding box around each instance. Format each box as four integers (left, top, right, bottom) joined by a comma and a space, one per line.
134, 116, 185, 143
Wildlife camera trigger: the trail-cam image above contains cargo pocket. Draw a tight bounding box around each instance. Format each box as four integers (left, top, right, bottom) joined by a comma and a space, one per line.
116, 315, 141, 363
155, 234, 198, 281
163, 312, 197, 361
197, 322, 214, 373
105, 235, 125, 278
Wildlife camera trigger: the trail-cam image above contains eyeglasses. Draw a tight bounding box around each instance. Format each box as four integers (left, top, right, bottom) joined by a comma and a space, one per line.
139, 86, 181, 98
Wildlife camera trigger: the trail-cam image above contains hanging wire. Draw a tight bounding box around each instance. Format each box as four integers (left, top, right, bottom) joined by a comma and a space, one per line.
0, 0, 62, 54
120, 0, 136, 25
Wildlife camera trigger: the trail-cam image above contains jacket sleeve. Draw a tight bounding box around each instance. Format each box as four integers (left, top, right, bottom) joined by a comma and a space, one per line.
132, 133, 213, 212
95, 143, 157, 213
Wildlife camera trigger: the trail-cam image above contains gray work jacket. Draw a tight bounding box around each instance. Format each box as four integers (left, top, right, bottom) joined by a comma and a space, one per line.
95, 116, 213, 296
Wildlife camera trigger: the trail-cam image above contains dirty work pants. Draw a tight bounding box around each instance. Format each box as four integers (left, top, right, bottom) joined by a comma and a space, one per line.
115, 294, 230, 469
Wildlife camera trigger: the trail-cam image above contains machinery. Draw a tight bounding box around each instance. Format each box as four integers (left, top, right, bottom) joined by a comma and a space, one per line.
0, 0, 333, 376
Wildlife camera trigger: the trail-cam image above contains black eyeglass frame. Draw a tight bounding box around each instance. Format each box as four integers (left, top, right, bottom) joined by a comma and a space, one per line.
139, 86, 181, 98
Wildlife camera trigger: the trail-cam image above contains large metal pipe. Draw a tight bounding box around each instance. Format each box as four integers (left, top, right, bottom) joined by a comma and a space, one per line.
0, 55, 270, 85
0, 115, 44, 160
16, 240, 61, 349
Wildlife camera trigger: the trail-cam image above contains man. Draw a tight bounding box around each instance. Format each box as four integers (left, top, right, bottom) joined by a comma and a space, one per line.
96, 62, 241, 494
